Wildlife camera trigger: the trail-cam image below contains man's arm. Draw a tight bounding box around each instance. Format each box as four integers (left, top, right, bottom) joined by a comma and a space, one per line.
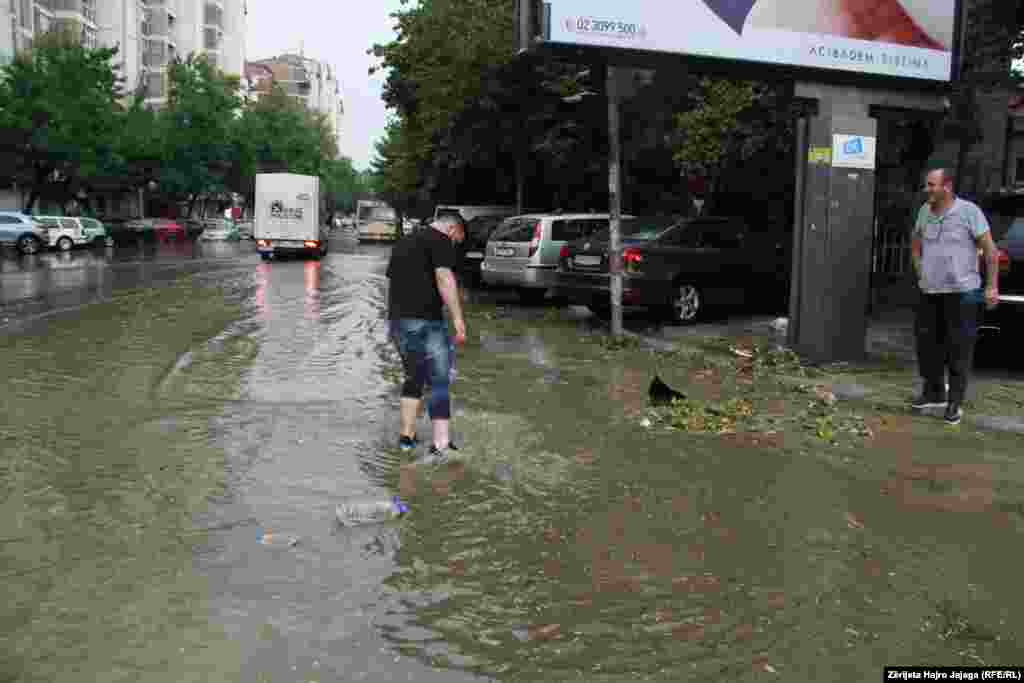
976, 230, 1000, 307
910, 206, 924, 282
435, 267, 467, 343
911, 234, 922, 281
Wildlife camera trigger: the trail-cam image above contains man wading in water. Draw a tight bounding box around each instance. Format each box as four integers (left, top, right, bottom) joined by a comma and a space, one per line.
386, 214, 467, 462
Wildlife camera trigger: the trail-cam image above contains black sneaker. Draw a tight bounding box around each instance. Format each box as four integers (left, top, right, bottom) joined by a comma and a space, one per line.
414, 442, 458, 466
943, 402, 962, 426
398, 435, 419, 452
911, 392, 947, 410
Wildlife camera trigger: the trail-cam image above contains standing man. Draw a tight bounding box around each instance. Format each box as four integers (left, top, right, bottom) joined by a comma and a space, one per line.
910, 169, 999, 425
386, 214, 467, 461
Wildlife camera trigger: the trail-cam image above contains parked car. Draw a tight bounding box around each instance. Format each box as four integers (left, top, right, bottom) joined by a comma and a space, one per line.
458, 215, 509, 284
154, 219, 186, 241
978, 217, 1023, 344
198, 219, 241, 241
480, 213, 629, 302
554, 215, 790, 323
34, 216, 114, 250
0, 211, 49, 255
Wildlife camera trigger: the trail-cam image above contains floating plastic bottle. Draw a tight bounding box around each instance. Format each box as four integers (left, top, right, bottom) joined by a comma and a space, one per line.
335, 496, 409, 526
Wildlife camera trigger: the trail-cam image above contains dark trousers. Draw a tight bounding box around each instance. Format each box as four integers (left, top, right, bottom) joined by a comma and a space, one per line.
914, 291, 981, 403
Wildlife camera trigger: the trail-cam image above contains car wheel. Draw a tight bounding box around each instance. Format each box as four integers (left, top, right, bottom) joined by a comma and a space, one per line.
17, 235, 41, 255
665, 283, 702, 325
518, 288, 547, 305
57, 236, 74, 252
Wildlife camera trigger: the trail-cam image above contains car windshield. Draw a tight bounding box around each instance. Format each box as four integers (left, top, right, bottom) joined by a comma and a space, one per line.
589, 217, 682, 242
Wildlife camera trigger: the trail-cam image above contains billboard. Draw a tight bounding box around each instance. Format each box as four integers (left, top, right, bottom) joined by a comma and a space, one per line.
543, 0, 958, 83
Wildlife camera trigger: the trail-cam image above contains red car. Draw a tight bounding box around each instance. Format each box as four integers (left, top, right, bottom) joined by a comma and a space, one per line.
154, 219, 186, 241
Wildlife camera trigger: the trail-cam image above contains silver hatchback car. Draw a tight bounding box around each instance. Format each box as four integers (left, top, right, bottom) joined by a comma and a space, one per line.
481, 213, 630, 302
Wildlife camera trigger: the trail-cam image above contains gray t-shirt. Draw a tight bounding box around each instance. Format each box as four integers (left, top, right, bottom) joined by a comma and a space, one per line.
913, 198, 990, 294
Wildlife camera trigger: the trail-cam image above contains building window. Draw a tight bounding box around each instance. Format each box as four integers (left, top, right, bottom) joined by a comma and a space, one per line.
146, 72, 164, 99
203, 27, 219, 49
203, 2, 222, 28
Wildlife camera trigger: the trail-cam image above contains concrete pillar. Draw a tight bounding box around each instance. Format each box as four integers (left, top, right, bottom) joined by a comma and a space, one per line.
788, 83, 946, 362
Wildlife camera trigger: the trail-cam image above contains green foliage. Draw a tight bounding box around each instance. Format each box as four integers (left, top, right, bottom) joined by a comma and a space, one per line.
368, 0, 517, 205
0, 28, 122, 210
233, 82, 353, 212
157, 55, 242, 203
651, 396, 754, 435
321, 157, 365, 213
671, 79, 756, 180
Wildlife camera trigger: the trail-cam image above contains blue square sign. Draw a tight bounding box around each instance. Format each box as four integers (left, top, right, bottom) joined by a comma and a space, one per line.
843, 137, 864, 156
833, 134, 876, 169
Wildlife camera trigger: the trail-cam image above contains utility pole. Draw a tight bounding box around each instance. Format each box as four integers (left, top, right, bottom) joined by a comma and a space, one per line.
607, 65, 623, 337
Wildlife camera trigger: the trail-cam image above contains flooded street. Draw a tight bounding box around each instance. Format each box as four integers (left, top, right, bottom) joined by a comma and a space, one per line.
2, 239, 1022, 682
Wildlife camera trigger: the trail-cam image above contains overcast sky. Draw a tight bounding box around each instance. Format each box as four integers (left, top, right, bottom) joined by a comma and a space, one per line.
246, 0, 404, 171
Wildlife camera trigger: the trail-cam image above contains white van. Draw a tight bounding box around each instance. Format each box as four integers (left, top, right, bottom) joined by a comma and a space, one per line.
34, 216, 114, 250
356, 200, 398, 242
254, 173, 327, 259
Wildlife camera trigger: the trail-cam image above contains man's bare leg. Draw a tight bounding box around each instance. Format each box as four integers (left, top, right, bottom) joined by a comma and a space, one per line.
400, 398, 420, 439
432, 419, 450, 450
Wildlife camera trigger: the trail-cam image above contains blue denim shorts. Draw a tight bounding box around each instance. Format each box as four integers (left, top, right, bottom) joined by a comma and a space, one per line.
389, 319, 452, 419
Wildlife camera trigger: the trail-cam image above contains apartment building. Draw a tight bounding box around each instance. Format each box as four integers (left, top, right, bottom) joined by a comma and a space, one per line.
247, 53, 344, 152
0, 0, 246, 105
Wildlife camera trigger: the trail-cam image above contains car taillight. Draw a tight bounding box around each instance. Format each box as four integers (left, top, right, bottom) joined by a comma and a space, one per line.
559, 245, 569, 260
623, 247, 643, 272
304, 240, 319, 249
528, 222, 542, 257
998, 248, 1010, 274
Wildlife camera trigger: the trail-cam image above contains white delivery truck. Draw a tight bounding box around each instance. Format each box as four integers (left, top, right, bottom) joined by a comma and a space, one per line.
254, 173, 328, 260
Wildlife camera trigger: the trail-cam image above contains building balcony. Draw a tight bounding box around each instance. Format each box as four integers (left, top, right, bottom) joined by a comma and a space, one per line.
203, 2, 223, 28
203, 27, 221, 50
141, 8, 175, 40
145, 71, 165, 100
52, 0, 97, 26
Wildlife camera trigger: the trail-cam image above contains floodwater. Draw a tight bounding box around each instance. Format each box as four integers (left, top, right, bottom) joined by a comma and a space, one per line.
1, 239, 1022, 682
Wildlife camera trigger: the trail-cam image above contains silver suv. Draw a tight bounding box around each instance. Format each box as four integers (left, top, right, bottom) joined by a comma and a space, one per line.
481, 214, 630, 302
0, 211, 49, 255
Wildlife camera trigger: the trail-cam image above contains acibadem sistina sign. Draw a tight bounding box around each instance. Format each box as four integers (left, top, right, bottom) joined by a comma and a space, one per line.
544, 0, 956, 82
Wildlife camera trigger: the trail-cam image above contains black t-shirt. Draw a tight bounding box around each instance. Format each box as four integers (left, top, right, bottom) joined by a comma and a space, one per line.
386, 228, 458, 320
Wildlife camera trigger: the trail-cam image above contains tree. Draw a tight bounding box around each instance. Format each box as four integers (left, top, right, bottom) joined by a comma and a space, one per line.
369, 0, 516, 205
0, 28, 122, 212
233, 82, 340, 211
321, 156, 364, 215
156, 54, 241, 216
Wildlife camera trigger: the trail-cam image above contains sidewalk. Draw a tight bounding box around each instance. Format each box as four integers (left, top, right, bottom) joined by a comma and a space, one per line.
631, 305, 1024, 437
